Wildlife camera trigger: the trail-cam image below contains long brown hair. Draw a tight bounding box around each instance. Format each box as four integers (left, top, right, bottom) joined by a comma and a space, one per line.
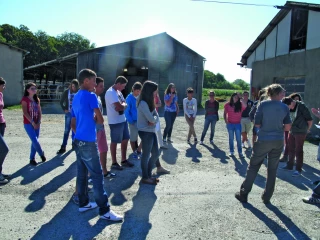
24, 82, 39, 103
229, 92, 241, 112
69, 79, 80, 93
165, 83, 176, 95
137, 81, 158, 111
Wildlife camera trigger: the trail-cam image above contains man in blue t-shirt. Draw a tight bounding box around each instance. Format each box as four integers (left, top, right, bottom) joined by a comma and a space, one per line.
71, 69, 122, 221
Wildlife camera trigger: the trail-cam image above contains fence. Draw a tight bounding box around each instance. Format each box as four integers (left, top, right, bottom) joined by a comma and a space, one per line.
24, 80, 70, 102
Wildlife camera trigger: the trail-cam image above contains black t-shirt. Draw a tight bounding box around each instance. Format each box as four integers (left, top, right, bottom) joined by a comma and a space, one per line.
242, 100, 254, 118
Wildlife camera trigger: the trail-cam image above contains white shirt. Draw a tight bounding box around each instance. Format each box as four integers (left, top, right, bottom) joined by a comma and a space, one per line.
183, 98, 197, 117
105, 86, 126, 124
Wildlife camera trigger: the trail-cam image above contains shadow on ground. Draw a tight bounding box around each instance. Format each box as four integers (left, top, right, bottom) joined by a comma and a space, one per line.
10, 150, 73, 185
119, 185, 157, 240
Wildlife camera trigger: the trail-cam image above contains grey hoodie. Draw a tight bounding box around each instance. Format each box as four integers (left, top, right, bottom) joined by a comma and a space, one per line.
137, 100, 159, 132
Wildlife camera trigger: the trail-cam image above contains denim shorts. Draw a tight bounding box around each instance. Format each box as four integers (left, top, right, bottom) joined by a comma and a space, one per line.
109, 121, 130, 143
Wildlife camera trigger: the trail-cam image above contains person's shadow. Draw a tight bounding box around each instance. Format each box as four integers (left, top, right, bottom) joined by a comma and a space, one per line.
243, 203, 311, 239
104, 165, 140, 207
277, 162, 320, 191
118, 185, 157, 240
201, 143, 229, 164
186, 143, 202, 163
161, 144, 179, 165
25, 160, 77, 212
10, 150, 73, 185
30, 200, 120, 240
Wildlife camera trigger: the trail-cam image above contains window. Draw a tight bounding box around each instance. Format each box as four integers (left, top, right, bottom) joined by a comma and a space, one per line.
186, 64, 192, 72
274, 76, 305, 100
290, 9, 308, 51
194, 66, 198, 73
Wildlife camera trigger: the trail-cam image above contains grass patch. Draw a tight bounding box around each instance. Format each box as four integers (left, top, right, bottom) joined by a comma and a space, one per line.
5, 105, 22, 110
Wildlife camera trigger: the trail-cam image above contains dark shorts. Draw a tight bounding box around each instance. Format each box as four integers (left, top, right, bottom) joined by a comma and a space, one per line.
109, 121, 130, 143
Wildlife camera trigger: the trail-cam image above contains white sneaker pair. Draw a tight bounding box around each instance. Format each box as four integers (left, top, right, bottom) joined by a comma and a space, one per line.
79, 202, 123, 221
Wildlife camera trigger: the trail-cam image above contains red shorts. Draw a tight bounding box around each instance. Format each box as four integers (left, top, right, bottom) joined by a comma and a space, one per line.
97, 129, 108, 153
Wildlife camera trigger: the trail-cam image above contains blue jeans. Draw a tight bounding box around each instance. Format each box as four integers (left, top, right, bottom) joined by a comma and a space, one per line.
62, 112, 75, 147
24, 124, 44, 160
200, 115, 218, 141
163, 111, 177, 139
0, 134, 9, 174
138, 131, 160, 179
226, 123, 242, 154
74, 139, 110, 215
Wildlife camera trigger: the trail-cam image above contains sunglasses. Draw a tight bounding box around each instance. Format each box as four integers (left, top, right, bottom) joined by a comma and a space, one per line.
29, 87, 37, 90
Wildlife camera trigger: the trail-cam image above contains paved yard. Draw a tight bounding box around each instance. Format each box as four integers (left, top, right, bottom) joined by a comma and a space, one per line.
0, 109, 319, 240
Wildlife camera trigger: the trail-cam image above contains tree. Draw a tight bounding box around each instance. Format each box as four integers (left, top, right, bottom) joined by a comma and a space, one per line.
56, 32, 95, 57
203, 70, 216, 88
233, 79, 249, 90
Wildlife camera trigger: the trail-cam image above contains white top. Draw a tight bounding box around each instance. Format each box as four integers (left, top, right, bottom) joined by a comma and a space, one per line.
105, 86, 126, 124
183, 98, 197, 117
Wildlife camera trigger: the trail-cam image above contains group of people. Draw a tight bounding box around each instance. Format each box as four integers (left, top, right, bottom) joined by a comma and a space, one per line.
0, 74, 319, 224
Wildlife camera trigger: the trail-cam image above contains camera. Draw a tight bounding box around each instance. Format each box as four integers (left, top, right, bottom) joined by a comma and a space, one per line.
119, 110, 124, 115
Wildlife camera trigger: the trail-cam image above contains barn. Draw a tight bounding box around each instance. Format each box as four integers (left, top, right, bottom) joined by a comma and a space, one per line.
240, 1, 320, 111
0, 42, 28, 105
24, 32, 205, 105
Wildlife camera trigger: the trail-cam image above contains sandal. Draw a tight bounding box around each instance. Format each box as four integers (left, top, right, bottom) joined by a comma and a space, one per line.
140, 178, 157, 185
111, 163, 123, 170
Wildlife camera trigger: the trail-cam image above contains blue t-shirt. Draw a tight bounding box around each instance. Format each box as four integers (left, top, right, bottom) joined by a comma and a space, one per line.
255, 100, 291, 141
72, 90, 99, 142
164, 94, 178, 112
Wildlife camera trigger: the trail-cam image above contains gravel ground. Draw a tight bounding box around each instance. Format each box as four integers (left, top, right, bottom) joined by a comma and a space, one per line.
0, 108, 319, 240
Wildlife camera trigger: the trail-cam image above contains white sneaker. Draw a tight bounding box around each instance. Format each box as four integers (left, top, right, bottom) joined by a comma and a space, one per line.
199, 141, 204, 145
242, 143, 245, 148
229, 152, 234, 157
210, 140, 214, 144
100, 209, 123, 221
247, 140, 252, 148
79, 202, 98, 212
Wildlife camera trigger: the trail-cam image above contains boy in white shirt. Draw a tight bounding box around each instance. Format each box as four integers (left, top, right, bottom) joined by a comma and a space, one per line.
183, 88, 197, 144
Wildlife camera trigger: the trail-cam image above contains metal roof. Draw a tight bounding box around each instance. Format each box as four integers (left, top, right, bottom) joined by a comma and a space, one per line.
24, 32, 206, 71
0, 41, 29, 54
240, 1, 320, 65
78, 32, 206, 59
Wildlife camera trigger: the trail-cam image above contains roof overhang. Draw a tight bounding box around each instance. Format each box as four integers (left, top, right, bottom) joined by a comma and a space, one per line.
240, 1, 320, 66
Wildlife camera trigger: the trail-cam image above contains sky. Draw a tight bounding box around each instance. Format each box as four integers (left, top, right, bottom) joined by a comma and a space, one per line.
1, 0, 320, 83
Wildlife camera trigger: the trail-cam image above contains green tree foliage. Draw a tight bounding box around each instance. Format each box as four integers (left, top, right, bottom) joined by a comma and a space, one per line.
203, 70, 248, 90
0, 24, 96, 67
233, 79, 249, 90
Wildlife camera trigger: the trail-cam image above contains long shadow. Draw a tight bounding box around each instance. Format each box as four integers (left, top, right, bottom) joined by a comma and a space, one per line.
104, 166, 140, 207
30, 200, 120, 240
161, 144, 179, 165
10, 150, 73, 185
119, 185, 157, 240
201, 143, 229, 164
25, 160, 77, 212
277, 162, 320, 191
186, 143, 202, 163
243, 203, 311, 239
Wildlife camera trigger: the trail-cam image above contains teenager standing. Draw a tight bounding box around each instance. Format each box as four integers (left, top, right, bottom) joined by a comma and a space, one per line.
21, 83, 46, 165
183, 87, 197, 144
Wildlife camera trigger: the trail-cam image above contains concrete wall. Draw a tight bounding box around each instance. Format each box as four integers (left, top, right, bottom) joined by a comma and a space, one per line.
251, 47, 320, 130
0, 44, 24, 105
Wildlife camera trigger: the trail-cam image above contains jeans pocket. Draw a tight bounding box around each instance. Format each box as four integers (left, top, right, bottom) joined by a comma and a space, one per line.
79, 144, 95, 162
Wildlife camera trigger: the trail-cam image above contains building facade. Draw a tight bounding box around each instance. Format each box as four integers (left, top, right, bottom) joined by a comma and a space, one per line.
0, 42, 26, 105
240, 1, 320, 112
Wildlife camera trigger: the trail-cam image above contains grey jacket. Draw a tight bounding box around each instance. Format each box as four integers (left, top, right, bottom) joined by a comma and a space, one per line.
137, 100, 159, 132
